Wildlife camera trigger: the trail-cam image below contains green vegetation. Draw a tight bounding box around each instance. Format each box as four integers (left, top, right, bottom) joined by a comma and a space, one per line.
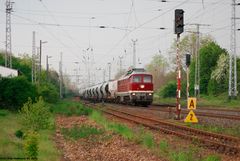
0, 109, 59, 161
51, 100, 92, 116
149, 36, 240, 106
20, 97, 51, 131
186, 123, 240, 137
159, 81, 177, 98
0, 76, 37, 110
154, 94, 240, 109
24, 131, 39, 159
61, 125, 103, 140
89, 109, 221, 161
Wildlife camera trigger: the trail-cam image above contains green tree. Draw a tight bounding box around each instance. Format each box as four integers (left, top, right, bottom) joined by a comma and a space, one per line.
208, 54, 228, 95
189, 42, 227, 95
0, 76, 37, 110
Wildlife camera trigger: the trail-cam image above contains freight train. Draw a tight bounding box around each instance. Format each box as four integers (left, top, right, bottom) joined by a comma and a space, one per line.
79, 68, 153, 106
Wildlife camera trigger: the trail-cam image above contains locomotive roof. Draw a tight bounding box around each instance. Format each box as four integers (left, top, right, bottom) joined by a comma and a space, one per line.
118, 68, 151, 80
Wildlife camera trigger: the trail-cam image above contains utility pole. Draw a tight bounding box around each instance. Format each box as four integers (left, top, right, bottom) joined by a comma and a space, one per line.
32, 31, 36, 83
5, 0, 13, 68
132, 39, 138, 68
229, 0, 239, 99
46, 55, 52, 81
119, 56, 123, 73
36, 47, 40, 83
39, 40, 47, 83
103, 69, 106, 82
59, 52, 63, 99
108, 62, 111, 81
188, 23, 210, 99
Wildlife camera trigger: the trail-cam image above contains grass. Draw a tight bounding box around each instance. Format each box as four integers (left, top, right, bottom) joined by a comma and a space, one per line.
61, 125, 103, 140
88, 110, 222, 161
50, 100, 92, 116
0, 109, 60, 161
186, 123, 240, 137
154, 94, 240, 109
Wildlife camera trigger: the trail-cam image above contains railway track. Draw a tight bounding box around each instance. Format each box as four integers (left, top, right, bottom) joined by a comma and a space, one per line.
152, 103, 240, 113
83, 102, 240, 155
148, 105, 240, 121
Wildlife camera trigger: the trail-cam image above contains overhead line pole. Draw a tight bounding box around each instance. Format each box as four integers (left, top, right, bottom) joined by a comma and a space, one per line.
187, 23, 210, 99
229, 0, 239, 99
5, 0, 13, 68
32, 31, 36, 83
132, 39, 138, 68
59, 52, 63, 99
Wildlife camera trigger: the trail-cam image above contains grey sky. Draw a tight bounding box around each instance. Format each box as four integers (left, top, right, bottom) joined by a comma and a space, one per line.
0, 0, 239, 87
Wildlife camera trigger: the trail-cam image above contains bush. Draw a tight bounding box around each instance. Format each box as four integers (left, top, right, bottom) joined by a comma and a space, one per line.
37, 83, 58, 103
0, 76, 37, 110
15, 129, 24, 139
20, 97, 51, 131
24, 131, 38, 159
159, 81, 176, 98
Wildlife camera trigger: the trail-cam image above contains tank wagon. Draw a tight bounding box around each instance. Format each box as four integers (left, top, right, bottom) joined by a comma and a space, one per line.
79, 68, 153, 106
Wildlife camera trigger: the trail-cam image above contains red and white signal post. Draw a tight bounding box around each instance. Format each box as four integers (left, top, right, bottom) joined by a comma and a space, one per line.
174, 9, 184, 120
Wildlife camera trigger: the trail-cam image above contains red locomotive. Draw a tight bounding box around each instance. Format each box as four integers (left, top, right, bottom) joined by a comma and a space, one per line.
80, 68, 153, 106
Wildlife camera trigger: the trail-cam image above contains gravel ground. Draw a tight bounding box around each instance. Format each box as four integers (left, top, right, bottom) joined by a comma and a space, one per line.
55, 115, 164, 161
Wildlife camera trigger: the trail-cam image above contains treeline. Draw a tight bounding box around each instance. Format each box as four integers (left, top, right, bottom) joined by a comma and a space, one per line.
146, 35, 240, 98
0, 53, 73, 110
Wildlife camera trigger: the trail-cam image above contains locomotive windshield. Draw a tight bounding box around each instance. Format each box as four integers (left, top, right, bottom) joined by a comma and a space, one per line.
133, 75, 141, 83
143, 75, 152, 83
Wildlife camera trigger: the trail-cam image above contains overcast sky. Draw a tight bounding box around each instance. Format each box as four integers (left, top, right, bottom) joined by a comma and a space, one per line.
0, 0, 239, 87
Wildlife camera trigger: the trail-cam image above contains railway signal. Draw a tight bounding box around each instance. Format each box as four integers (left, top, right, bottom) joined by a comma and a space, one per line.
174, 9, 184, 34
174, 9, 184, 120
186, 53, 191, 99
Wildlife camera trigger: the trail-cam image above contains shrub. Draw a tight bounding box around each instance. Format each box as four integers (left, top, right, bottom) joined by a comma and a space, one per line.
0, 76, 37, 110
37, 83, 58, 103
20, 97, 51, 131
159, 81, 176, 98
15, 129, 24, 139
0, 109, 8, 116
24, 131, 38, 159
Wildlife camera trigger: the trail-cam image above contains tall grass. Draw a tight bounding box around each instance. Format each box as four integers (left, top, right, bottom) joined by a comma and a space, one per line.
51, 100, 92, 116
61, 125, 103, 140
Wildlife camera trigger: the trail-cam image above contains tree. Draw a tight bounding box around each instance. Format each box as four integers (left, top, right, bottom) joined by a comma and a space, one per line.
145, 54, 169, 91
189, 41, 227, 95
0, 76, 37, 110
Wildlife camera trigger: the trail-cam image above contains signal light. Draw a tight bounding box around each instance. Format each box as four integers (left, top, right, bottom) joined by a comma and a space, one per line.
175, 9, 184, 34
186, 54, 191, 67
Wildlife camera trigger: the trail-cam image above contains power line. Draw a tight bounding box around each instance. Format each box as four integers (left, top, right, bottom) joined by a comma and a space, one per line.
105, 0, 190, 58
12, 13, 82, 60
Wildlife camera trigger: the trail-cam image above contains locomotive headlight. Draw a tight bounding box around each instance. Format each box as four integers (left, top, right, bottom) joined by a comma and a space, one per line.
149, 93, 152, 96
140, 85, 145, 89
132, 93, 136, 96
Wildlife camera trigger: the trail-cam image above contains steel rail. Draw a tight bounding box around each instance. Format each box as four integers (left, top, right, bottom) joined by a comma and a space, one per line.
83, 102, 240, 155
